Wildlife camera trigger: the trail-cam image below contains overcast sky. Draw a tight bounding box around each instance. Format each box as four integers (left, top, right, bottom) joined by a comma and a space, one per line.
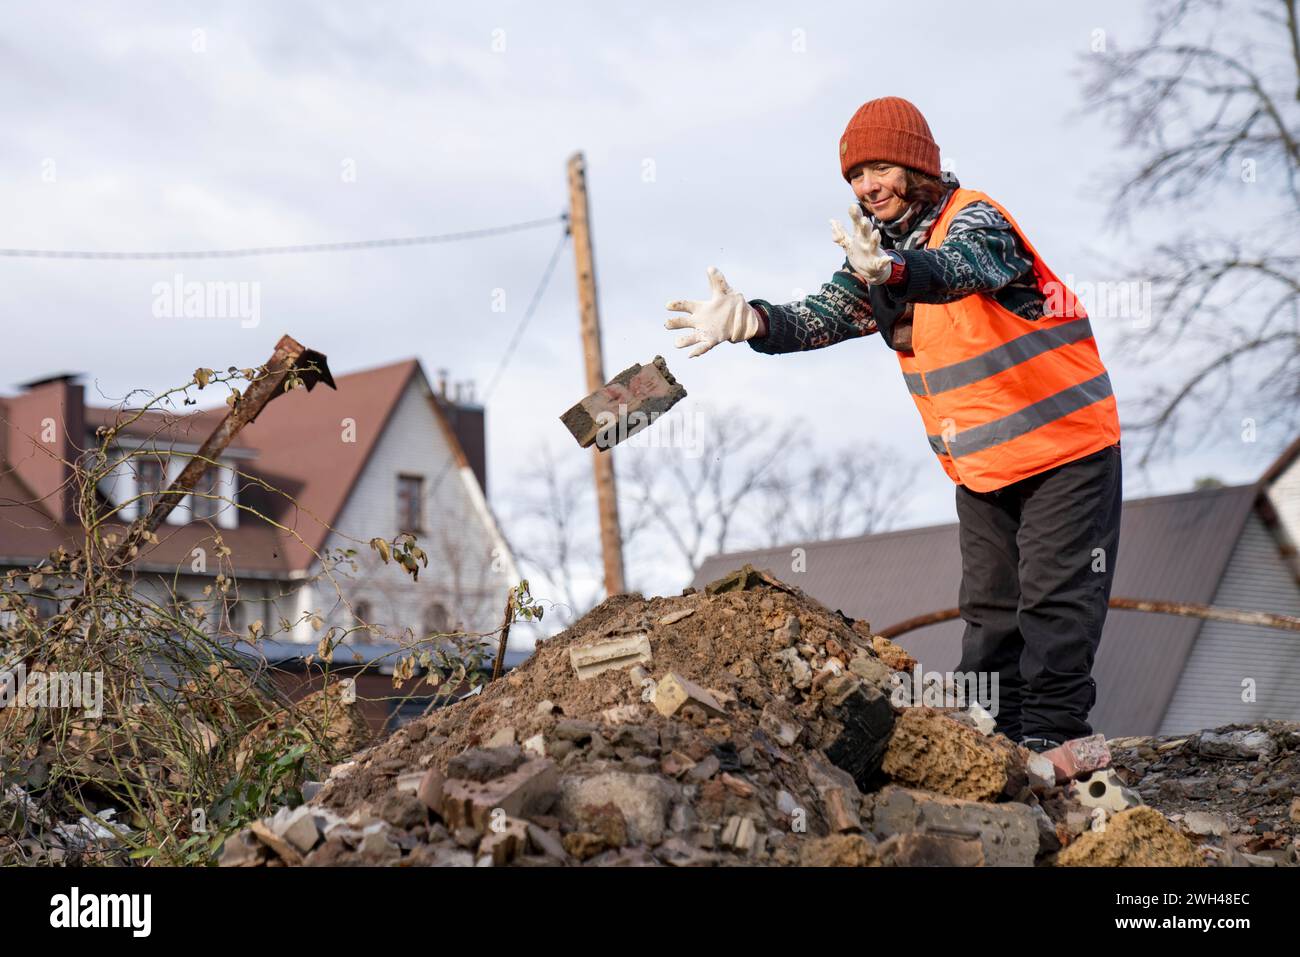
1, 1, 1285, 598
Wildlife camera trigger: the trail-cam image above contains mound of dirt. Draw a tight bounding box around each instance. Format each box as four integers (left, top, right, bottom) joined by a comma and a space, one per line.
218, 566, 1300, 868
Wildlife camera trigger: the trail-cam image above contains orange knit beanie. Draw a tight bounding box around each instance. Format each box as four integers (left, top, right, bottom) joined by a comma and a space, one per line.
839, 97, 941, 180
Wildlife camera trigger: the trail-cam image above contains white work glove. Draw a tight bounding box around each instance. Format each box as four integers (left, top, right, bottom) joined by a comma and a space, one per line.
830, 205, 893, 284
664, 266, 761, 358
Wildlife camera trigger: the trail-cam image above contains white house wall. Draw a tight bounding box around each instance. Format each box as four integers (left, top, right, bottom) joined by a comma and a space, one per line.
292, 374, 514, 648
1267, 454, 1300, 569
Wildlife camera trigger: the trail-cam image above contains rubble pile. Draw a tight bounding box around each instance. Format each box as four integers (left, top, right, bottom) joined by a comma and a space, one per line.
209, 566, 1300, 867
1104, 724, 1300, 866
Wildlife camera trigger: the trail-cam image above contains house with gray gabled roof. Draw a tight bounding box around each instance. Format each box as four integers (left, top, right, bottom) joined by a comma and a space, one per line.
694, 445, 1300, 737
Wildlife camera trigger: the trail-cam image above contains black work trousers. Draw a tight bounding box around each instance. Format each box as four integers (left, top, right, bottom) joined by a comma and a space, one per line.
953, 443, 1122, 744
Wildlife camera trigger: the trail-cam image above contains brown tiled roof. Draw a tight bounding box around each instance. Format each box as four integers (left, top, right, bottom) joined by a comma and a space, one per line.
1, 358, 472, 577
83, 406, 257, 450
693, 484, 1263, 737
0, 459, 291, 576
236, 358, 422, 570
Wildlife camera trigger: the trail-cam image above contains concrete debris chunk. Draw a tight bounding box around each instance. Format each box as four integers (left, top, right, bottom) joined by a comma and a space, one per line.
880, 832, 984, 866
440, 758, 559, 832
249, 819, 304, 865
417, 767, 445, 814
1196, 729, 1278, 763
720, 815, 758, 854
275, 806, 324, 855
868, 785, 1039, 867
1070, 769, 1141, 813
882, 708, 1021, 802
395, 772, 425, 795
380, 791, 427, 830
772, 647, 812, 690
759, 701, 802, 747
601, 704, 644, 725
558, 772, 675, 845
965, 703, 997, 736
1024, 751, 1057, 794
1180, 806, 1227, 837
219, 830, 268, 867
847, 654, 895, 694
652, 671, 726, 718
570, 634, 653, 680
821, 673, 860, 707
526, 822, 570, 861
358, 822, 401, 864
1056, 807, 1203, 867
447, 745, 526, 782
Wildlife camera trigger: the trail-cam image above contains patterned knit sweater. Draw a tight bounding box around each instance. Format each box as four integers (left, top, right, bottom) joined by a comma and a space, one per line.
748, 186, 1045, 355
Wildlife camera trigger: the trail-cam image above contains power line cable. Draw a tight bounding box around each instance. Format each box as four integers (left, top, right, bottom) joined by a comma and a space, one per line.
0, 214, 565, 261
421, 224, 569, 512
482, 228, 570, 403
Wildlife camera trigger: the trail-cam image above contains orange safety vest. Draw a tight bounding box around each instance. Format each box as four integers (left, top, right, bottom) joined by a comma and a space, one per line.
898, 189, 1121, 492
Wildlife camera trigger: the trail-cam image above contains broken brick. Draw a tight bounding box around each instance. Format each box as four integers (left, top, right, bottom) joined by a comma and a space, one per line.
1042, 734, 1111, 784
478, 816, 529, 866
417, 766, 446, 815
559, 355, 686, 450
439, 758, 559, 832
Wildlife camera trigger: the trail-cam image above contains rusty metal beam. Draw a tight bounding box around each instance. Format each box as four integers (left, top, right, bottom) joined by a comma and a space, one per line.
110, 334, 334, 568
876, 598, 1300, 641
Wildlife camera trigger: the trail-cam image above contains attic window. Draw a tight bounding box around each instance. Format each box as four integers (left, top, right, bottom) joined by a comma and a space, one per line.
397, 475, 424, 534
136, 457, 166, 516
192, 465, 222, 521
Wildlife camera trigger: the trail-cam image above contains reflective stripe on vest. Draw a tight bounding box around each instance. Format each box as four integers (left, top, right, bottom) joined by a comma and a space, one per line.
927, 371, 1114, 459
904, 316, 1098, 397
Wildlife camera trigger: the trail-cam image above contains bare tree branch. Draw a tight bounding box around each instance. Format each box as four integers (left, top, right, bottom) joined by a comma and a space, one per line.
1081, 0, 1300, 463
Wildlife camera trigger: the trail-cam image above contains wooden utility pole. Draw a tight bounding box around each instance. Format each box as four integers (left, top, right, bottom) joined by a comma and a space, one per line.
567, 151, 626, 596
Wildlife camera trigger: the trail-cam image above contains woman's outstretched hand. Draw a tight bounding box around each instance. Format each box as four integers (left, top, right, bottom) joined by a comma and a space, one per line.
665, 266, 762, 357
830, 205, 893, 284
